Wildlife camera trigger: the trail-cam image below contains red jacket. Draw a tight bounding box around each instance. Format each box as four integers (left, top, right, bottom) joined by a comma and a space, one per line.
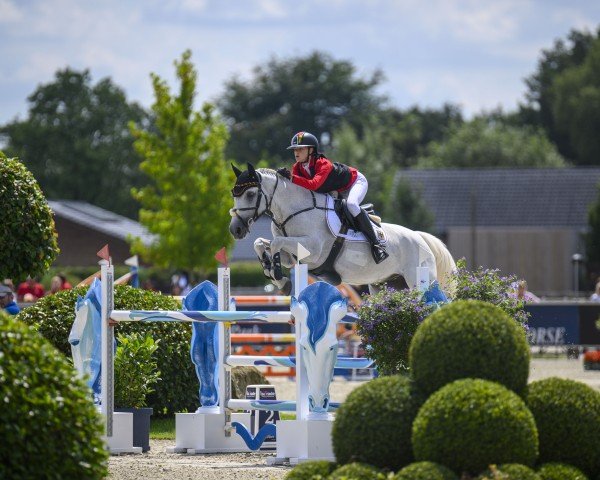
291, 155, 358, 193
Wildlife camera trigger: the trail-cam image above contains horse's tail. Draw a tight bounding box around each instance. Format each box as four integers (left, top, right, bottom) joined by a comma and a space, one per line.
416, 231, 457, 296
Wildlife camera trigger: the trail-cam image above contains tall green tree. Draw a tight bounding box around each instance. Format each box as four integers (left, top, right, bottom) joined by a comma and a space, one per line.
130, 50, 234, 273
551, 36, 600, 165
520, 28, 599, 161
385, 177, 434, 232
217, 51, 386, 165
415, 118, 566, 168
0, 69, 149, 218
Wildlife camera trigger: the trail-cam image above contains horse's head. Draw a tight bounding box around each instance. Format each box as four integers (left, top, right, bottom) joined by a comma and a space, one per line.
291, 282, 347, 414
229, 162, 267, 239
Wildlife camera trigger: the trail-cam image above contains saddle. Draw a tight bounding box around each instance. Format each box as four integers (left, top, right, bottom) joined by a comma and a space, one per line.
309, 200, 382, 285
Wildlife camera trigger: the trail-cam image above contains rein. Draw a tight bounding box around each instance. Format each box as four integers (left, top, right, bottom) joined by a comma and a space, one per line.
231, 172, 331, 237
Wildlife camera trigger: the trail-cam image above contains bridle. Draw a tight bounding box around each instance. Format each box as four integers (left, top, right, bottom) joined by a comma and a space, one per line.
231, 170, 332, 237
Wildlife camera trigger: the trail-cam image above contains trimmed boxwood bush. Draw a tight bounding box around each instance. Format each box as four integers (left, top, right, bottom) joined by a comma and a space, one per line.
329, 462, 386, 480
284, 460, 336, 479
409, 300, 530, 396
412, 379, 538, 475
332, 375, 426, 470
392, 461, 458, 479
477, 464, 541, 479
526, 378, 600, 476
537, 463, 588, 480
0, 153, 59, 280
16, 285, 197, 415
0, 312, 108, 479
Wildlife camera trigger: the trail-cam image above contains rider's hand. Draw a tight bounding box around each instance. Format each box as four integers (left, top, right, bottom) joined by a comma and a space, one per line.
277, 167, 291, 180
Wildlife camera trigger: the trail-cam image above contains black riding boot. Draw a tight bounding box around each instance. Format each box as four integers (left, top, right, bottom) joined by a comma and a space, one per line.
354, 210, 389, 264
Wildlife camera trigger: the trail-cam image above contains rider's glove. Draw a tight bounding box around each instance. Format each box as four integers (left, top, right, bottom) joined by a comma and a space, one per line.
277, 167, 291, 180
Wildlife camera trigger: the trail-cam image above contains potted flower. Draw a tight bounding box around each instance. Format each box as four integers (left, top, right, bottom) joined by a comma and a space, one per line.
114, 332, 160, 452
583, 350, 600, 371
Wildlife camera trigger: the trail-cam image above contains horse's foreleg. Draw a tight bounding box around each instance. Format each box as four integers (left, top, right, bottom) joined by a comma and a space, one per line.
253, 238, 274, 279
253, 237, 292, 294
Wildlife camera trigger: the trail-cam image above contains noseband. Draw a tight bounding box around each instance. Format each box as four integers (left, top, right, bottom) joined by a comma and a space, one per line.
230, 172, 279, 231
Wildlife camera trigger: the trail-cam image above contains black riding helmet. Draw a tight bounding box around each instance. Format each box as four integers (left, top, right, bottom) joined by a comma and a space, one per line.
287, 131, 319, 154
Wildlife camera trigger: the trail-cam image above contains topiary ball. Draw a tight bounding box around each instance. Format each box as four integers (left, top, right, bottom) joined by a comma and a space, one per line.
0, 312, 108, 479
284, 460, 336, 479
391, 461, 458, 479
477, 464, 541, 479
526, 378, 600, 476
332, 375, 426, 470
537, 463, 588, 480
0, 154, 59, 280
329, 462, 385, 480
409, 300, 530, 396
412, 378, 538, 474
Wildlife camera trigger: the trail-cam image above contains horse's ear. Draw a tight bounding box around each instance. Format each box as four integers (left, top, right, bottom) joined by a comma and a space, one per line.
247, 162, 257, 178
231, 163, 242, 178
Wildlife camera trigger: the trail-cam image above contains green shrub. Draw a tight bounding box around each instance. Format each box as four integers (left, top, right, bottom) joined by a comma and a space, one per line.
409, 300, 530, 397
356, 286, 434, 375
0, 312, 108, 478
284, 460, 336, 479
526, 378, 600, 476
537, 463, 588, 480
477, 464, 541, 479
0, 153, 59, 280
450, 259, 529, 327
329, 462, 386, 480
114, 332, 161, 408
16, 285, 200, 415
391, 461, 458, 479
332, 375, 426, 471
412, 379, 538, 475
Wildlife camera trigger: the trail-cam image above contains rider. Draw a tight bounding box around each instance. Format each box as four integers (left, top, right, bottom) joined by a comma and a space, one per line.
277, 131, 389, 264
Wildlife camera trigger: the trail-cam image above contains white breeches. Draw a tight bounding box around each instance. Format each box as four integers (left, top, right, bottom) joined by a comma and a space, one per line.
344, 172, 368, 217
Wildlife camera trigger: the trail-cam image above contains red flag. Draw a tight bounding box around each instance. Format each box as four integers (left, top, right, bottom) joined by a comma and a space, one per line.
214, 247, 228, 267
97, 244, 110, 262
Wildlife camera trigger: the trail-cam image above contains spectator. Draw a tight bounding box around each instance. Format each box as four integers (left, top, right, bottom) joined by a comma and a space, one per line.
58, 273, 72, 290
17, 277, 45, 302
516, 280, 541, 303
590, 281, 600, 302
0, 284, 20, 315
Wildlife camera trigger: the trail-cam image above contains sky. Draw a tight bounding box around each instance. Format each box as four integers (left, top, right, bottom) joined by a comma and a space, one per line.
1, 0, 600, 125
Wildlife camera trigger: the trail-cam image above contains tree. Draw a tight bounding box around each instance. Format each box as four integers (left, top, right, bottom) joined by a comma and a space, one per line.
551, 36, 600, 165
217, 51, 386, 165
0, 69, 149, 218
0, 152, 59, 280
385, 177, 434, 232
129, 51, 234, 274
520, 28, 599, 161
415, 118, 566, 168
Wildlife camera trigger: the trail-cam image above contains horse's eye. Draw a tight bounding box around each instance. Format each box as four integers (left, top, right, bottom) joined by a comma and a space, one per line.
246, 191, 255, 200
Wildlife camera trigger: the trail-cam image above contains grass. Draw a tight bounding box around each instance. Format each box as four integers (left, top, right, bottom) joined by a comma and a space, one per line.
150, 417, 175, 440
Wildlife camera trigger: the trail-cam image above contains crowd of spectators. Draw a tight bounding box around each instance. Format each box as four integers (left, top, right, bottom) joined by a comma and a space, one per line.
2, 274, 72, 316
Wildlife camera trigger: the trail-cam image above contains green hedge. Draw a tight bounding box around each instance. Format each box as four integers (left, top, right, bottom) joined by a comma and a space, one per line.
477, 464, 541, 479
329, 462, 386, 480
526, 378, 600, 476
284, 460, 337, 479
537, 463, 588, 480
412, 379, 538, 475
0, 154, 59, 280
332, 375, 426, 471
0, 312, 108, 478
15, 285, 200, 415
409, 300, 530, 397
391, 461, 458, 480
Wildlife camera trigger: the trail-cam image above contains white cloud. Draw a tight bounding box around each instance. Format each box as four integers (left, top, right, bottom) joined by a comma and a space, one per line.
0, 0, 22, 23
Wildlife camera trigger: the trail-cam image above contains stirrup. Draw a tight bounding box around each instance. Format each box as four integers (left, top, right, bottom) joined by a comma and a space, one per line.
371, 245, 389, 264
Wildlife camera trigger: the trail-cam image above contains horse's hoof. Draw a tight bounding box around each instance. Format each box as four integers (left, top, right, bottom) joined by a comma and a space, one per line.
281, 279, 292, 296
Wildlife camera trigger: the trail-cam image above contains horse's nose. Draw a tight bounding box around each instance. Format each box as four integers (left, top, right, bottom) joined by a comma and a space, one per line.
322, 397, 329, 410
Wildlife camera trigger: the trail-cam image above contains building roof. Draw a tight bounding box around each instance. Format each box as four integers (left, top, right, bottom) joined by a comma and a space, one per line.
48, 200, 156, 246
396, 168, 600, 231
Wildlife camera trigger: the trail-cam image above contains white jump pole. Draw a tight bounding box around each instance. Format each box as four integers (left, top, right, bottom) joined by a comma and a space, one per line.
294, 263, 309, 421
100, 259, 114, 436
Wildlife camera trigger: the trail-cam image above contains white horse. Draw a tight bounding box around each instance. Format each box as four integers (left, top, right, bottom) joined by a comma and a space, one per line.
229, 164, 456, 294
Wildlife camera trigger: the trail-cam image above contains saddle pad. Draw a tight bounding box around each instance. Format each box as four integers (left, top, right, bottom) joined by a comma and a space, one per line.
325, 196, 388, 244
